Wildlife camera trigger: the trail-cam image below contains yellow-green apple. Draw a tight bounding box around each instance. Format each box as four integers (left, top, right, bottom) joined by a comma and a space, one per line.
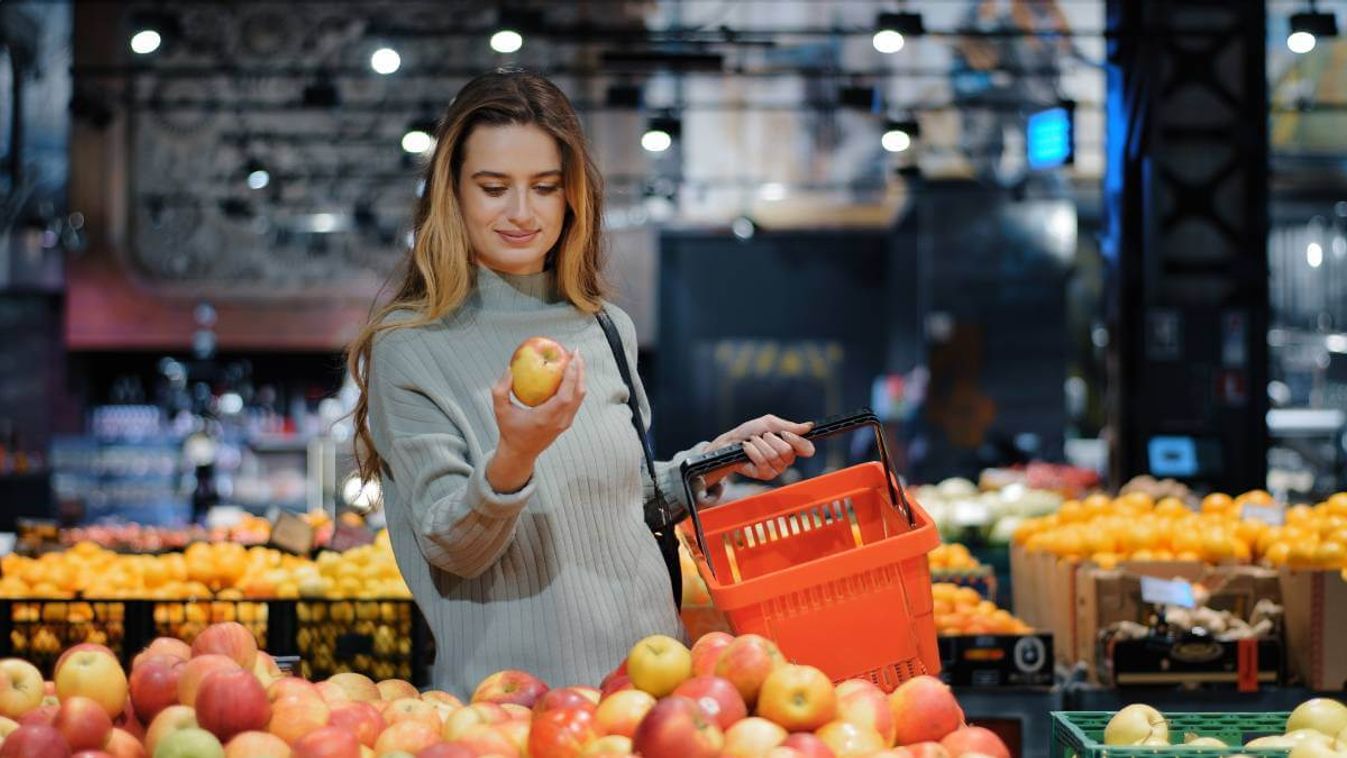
315, 681, 351, 706
326, 673, 380, 704
455, 722, 523, 758
887, 677, 963, 746
781, 733, 836, 758
902, 742, 951, 758
528, 706, 601, 758
267, 695, 330, 745
767, 747, 810, 758
0, 724, 72, 758
417, 746, 474, 758
713, 635, 784, 707
382, 698, 441, 733
581, 734, 633, 757
134, 638, 192, 669
104, 727, 146, 758
501, 703, 533, 721
376, 680, 419, 702
574, 688, 602, 705
0, 715, 17, 738
56, 650, 129, 719
176, 655, 240, 710
55, 643, 117, 678
267, 678, 319, 704
129, 654, 184, 724
471, 670, 549, 708
494, 718, 531, 755
225, 730, 290, 758
191, 623, 259, 672
509, 337, 571, 407
145, 705, 197, 757
420, 691, 462, 710
1289, 699, 1347, 737
19, 704, 57, 727
834, 680, 895, 747
632, 695, 724, 758
722, 717, 789, 758
690, 633, 735, 677
442, 702, 509, 741
816, 720, 886, 758
672, 675, 748, 731
0, 658, 46, 719
292, 725, 361, 758
535, 687, 600, 717
54, 695, 114, 751
195, 669, 271, 743
155, 727, 224, 758
252, 653, 283, 688
756, 665, 836, 733
940, 727, 1009, 758
627, 635, 693, 698
328, 702, 384, 748
594, 689, 656, 738
373, 720, 440, 756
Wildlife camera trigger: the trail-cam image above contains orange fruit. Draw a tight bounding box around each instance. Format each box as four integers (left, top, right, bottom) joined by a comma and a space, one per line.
1202, 492, 1235, 513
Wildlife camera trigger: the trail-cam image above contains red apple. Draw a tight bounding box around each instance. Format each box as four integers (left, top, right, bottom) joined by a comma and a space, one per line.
267, 678, 319, 704
940, 727, 1009, 758
177, 655, 240, 709
145, 705, 197, 757
377, 680, 420, 702
21, 704, 59, 727
0, 724, 72, 758
816, 720, 886, 758
134, 639, 192, 669
315, 681, 351, 706
374, 721, 440, 756
579, 734, 632, 758
782, 731, 838, 758
456, 723, 522, 758
510, 337, 572, 406
632, 695, 724, 758
672, 676, 748, 731
0, 658, 46, 719
834, 680, 895, 747
528, 706, 600, 758
501, 703, 533, 721
129, 654, 184, 725
887, 677, 963, 746
593, 689, 655, 738
723, 717, 789, 758
903, 743, 951, 758
196, 668, 271, 743
103, 729, 146, 758
54, 696, 114, 752
535, 688, 599, 717
55, 652, 128, 721
326, 673, 380, 704
383, 698, 441, 733
290, 725, 360, 758
191, 623, 259, 672
225, 730, 290, 758
442, 702, 509, 741
713, 635, 784, 708
329, 702, 385, 748
420, 691, 462, 710
690, 633, 735, 677
599, 675, 633, 698
54, 645, 116, 680
767, 748, 809, 758
471, 670, 549, 709
417, 745, 475, 758
72, 752, 113, 758
627, 635, 693, 698
267, 695, 330, 745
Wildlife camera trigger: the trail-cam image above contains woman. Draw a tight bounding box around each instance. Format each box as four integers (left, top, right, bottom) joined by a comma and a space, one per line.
348, 69, 815, 697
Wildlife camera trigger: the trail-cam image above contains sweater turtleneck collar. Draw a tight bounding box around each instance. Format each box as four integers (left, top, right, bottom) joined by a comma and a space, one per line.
473, 264, 564, 312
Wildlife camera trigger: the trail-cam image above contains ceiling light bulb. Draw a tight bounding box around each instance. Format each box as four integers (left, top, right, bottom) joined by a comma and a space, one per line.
641, 130, 673, 153
370, 47, 401, 74
130, 30, 162, 55
491, 30, 523, 53
882, 129, 912, 152
1288, 30, 1317, 54
873, 30, 905, 54
402, 130, 433, 154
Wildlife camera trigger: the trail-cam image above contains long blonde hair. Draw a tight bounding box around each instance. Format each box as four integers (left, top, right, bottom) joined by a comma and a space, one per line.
347, 68, 608, 485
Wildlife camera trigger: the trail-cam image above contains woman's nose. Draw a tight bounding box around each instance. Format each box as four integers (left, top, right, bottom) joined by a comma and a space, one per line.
507, 188, 532, 223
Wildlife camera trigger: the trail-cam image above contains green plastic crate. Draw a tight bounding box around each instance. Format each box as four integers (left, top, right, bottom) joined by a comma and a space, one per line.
1051, 712, 1293, 758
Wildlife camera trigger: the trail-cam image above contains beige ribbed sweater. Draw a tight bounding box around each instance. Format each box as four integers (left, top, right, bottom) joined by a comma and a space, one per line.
367, 266, 704, 697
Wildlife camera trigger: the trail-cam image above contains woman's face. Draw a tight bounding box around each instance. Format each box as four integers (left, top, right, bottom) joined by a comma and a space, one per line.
456, 123, 568, 276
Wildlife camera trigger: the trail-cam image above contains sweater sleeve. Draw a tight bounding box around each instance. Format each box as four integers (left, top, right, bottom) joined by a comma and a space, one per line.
608, 307, 724, 521
367, 335, 534, 579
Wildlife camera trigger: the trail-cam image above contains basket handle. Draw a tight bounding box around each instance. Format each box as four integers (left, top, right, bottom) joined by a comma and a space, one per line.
678, 408, 915, 581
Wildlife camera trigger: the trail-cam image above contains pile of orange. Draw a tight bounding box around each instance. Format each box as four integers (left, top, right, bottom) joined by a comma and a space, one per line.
932, 583, 1032, 636
1013, 490, 1347, 572
929, 543, 983, 572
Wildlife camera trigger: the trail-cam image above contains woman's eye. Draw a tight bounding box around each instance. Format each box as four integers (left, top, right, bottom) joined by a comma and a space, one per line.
482, 186, 507, 197
534, 185, 560, 195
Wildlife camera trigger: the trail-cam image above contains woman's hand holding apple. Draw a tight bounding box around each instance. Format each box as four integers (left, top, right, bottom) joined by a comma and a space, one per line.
486, 345, 586, 493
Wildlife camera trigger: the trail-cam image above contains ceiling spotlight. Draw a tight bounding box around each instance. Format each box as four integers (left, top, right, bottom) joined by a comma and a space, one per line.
1289, 10, 1337, 54
605, 83, 644, 109
370, 47, 401, 74
731, 216, 757, 240
130, 30, 161, 55
245, 160, 270, 190
491, 29, 524, 53
402, 118, 437, 154
1308, 241, 1324, 268
882, 120, 919, 153
642, 116, 680, 153
873, 11, 923, 54
129, 11, 175, 55
839, 84, 881, 111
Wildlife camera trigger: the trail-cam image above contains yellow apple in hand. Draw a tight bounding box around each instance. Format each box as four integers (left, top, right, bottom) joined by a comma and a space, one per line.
510, 337, 570, 406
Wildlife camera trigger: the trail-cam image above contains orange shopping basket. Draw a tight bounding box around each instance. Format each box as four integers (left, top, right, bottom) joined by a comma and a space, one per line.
677, 409, 940, 692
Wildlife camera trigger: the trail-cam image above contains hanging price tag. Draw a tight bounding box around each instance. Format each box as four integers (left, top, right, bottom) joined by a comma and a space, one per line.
1241, 503, 1285, 526
1140, 576, 1196, 608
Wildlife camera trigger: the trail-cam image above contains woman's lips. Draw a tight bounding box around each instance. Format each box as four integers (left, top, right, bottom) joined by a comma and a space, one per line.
496, 229, 540, 245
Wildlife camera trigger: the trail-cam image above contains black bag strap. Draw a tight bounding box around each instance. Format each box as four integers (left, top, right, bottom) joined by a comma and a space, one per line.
594, 308, 674, 532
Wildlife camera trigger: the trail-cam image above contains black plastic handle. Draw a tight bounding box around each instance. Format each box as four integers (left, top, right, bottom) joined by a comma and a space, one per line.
678, 408, 915, 581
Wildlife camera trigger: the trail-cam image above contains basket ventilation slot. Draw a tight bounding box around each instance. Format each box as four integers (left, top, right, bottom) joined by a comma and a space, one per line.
730, 498, 854, 550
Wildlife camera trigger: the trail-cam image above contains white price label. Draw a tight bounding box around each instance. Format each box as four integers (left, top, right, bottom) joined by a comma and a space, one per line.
1140, 576, 1196, 608
1242, 503, 1285, 526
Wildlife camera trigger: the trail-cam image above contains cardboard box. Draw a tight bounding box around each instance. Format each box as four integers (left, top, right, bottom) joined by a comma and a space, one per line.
1279, 568, 1347, 691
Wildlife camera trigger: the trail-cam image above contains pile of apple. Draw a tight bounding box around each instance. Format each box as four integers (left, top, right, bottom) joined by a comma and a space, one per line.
1102, 698, 1347, 756
0, 624, 1007, 758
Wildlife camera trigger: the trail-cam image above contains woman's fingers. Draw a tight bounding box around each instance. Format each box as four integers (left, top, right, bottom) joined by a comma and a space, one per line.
781, 430, 816, 458
761, 432, 795, 467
